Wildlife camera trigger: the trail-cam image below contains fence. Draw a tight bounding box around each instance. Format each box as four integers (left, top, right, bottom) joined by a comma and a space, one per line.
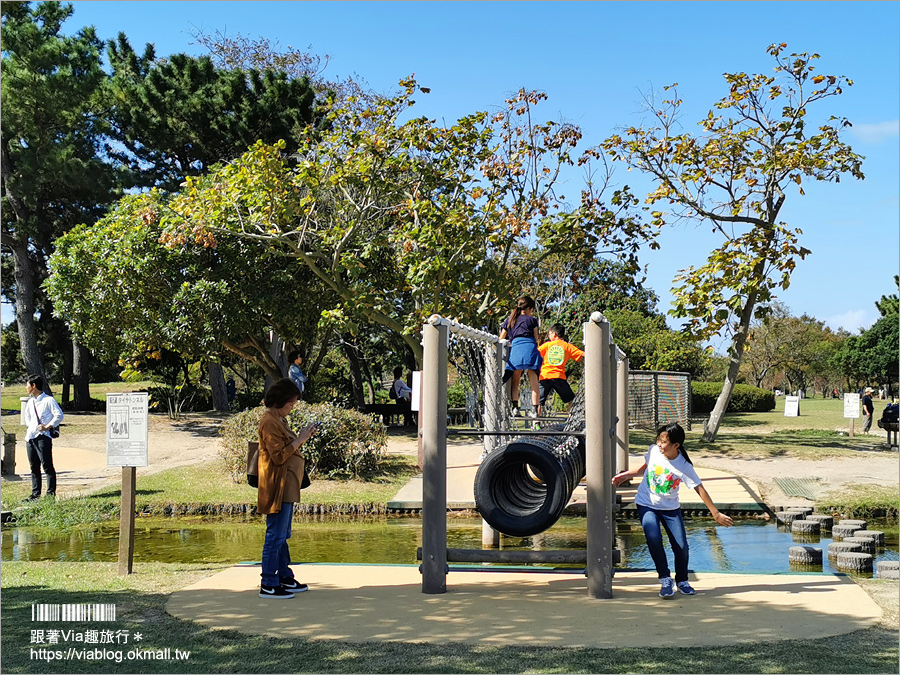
628, 371, 691, 430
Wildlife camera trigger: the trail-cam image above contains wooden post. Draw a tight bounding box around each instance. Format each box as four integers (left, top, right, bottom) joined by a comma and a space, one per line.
849, 417, 855, 438
616, 354, 629, 476
118, 466, 136, 575
421, 317, 448, 594
584, 313, 613, 599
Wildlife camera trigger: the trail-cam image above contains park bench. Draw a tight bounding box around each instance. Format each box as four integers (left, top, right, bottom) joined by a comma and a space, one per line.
362, 403, 413, 427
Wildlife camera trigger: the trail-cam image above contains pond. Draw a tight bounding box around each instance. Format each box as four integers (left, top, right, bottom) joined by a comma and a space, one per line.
3, 516, 897, 578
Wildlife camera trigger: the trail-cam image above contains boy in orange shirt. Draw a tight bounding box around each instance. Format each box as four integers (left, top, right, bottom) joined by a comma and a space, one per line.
537, 323, 584, 416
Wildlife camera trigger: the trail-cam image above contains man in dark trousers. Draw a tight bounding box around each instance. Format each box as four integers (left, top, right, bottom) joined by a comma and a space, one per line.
23, 375, 64, 501
862, 387, 875, 434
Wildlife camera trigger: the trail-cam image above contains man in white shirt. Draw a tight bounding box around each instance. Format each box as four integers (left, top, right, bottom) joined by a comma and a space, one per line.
23, 375, 64, 501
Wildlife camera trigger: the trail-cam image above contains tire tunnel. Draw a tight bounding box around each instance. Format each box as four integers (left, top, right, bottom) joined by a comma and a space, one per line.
474, 431, 585, 537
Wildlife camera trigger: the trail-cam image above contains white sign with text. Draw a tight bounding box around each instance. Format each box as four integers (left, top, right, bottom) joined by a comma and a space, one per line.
843, 393, 860, 418
106, 393, 149, 467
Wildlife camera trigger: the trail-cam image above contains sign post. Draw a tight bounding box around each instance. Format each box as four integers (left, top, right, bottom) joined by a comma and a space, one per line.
784, 395, 801, 417
106, 393, 149, 575
843, 393, 860, 438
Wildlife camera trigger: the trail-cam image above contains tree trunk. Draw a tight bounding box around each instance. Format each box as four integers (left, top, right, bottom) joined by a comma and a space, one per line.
11, 238, 46, 388
703, 291, 759, 442
264, 330, 288, 391
208, 361, 229, 411
72, 338, 91, 411
341, 336, 366, 409
61, 337, 73, 406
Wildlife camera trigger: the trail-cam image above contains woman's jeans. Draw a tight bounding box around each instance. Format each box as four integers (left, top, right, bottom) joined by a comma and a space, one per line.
261, 502, 295, 587
637, 504, 690, 582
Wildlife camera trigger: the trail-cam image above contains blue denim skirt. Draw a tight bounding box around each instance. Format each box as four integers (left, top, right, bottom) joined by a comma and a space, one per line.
506, 337, 542, 372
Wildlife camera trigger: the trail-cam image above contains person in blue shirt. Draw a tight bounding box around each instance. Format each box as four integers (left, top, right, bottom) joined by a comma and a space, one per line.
287, 351, 307, 398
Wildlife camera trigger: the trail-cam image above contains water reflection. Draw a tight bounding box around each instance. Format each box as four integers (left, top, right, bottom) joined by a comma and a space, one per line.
3, 516, 897, 576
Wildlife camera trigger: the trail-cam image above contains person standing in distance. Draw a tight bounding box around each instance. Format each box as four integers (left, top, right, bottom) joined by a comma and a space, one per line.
862, 387, 875, 434
23, 375, 64, 501
287, 350, 307, 398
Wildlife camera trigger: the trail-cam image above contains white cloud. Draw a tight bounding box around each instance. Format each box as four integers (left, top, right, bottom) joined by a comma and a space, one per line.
850, 120, 900, 144
825, 309, 874, 334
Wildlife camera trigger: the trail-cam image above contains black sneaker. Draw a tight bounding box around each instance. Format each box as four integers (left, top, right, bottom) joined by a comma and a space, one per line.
280, 578, 309, 593
259, 584, 294, 599
23, 495, 40, 503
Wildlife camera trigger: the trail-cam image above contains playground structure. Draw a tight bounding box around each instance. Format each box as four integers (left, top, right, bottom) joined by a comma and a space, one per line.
629, 370, 692, 431
419, 312, 629, 599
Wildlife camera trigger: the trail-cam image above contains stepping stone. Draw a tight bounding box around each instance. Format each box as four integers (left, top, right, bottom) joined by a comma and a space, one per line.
776, 511, 802, 526
852, 530, 885, 547
842, 537, 876, 554
836, 551, 873, 572
876, 560, 899, 580
789, 545, 822, 564
828, 541, 863, 558
831, 524, 859, 539
791, 519, 821, 534
839, 518, 867, 530
786, 506, 813, 516
805, 514, 833, 530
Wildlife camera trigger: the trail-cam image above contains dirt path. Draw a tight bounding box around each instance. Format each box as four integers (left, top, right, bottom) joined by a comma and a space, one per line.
5, 411, 898, 507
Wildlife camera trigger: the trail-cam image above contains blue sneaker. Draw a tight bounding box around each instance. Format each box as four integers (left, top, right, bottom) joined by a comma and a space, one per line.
659, 577, 675, 598
677, 581, 696, 595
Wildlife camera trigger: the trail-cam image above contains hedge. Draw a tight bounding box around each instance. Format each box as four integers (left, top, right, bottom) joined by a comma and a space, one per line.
219, 402, 388, 482
692, 381, 775, 414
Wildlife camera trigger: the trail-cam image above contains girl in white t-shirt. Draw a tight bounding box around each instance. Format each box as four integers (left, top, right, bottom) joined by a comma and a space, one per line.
612, 422, 733, 598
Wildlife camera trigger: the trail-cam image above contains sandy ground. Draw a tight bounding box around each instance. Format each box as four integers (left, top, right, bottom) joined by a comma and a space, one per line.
3, 412, 227, 496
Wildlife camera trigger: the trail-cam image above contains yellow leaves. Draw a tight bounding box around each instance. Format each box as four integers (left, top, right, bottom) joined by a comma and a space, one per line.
812, 75, 825, 84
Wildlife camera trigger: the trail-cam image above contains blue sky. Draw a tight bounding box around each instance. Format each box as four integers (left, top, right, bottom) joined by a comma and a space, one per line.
5, 1, 898, 349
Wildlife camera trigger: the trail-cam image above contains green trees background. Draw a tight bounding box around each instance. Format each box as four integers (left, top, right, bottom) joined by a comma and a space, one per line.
3, 2, 894, 413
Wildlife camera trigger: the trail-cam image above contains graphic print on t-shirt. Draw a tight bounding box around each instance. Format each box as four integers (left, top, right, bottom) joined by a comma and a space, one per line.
545, 344, 566, 367
646, 463, 681, 495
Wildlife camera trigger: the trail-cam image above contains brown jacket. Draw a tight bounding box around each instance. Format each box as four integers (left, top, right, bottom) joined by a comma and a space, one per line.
257, 409, 305, 514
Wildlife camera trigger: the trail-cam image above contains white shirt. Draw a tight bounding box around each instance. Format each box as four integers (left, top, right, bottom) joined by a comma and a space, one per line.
393, 379, 412, 401
24, 392, 64, 442
633, 444, 702, 510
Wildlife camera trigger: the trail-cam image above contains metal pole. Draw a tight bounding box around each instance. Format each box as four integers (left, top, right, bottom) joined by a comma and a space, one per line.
481, 340, 503, 548
584, 313, 613, 599
616, 355, 630, 475
421, 317, 448, 594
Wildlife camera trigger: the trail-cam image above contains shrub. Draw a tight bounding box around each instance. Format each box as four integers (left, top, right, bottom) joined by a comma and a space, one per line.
219, 402, 388, 482
692, 381, 775, 414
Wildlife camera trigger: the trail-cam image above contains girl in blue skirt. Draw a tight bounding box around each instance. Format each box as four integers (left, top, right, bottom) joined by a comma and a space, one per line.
499, 295, 542, 416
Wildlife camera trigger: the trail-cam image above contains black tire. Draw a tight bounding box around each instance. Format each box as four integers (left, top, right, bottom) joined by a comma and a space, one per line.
474, 440, 570, 537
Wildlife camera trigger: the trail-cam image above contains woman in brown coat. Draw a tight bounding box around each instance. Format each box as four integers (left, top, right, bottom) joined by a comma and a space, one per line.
258, 378, 316, 599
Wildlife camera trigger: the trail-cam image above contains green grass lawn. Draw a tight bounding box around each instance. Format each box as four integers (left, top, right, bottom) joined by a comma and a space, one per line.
1, 561, 896, 674
625, 396, 896, 460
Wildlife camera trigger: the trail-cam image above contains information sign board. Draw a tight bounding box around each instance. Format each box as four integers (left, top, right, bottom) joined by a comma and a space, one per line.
843, 393, 860, 418
106, 393, 149, 467
784, 395, 800, 417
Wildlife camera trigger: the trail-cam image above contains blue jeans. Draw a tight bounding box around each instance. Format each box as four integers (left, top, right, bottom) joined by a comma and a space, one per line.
261, 502, 295, 587
637, 504, 690, 582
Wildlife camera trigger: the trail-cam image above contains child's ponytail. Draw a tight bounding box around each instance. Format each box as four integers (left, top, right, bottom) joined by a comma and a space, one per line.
508, 295, 535, 329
